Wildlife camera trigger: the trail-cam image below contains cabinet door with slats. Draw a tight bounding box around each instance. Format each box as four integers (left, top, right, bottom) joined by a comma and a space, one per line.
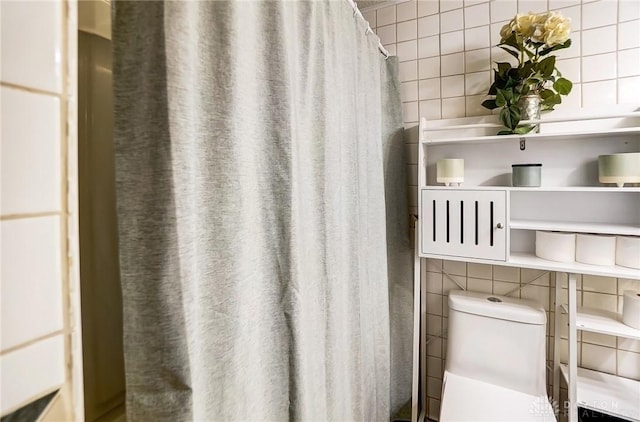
421, 189, 507, 261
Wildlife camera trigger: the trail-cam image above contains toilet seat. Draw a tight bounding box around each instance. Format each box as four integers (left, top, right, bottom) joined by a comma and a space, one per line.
440, 371, 557, 422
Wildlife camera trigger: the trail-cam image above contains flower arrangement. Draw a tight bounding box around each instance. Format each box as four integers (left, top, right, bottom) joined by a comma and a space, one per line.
482, 11, 573, 134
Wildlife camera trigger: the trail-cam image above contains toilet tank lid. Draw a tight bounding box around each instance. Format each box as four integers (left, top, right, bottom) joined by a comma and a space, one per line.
448, 291, 546, 325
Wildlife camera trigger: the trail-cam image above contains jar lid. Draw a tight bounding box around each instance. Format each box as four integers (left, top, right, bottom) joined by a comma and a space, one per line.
512, 163, 542, 167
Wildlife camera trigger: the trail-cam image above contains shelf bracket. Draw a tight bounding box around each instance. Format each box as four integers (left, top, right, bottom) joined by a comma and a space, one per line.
519, 137, 526, 150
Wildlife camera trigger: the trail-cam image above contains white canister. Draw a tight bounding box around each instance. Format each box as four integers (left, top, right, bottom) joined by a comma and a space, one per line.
437, 159, 464, 186
598, 153, 640, 187
622, 290, 640, 330
576, 233, 616, 266
535, 231, 576, 263
512, 164, 542, 187
616, 236, 640, 269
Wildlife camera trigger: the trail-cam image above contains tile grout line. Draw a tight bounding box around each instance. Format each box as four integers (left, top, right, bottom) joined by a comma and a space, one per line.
0, 211, 62, 221
0, 81, 63, 98
0, 330, 66, 356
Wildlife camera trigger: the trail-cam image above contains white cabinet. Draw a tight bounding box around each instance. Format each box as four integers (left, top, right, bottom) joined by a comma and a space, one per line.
420, 189, 506, 261
411, 108, 640, 422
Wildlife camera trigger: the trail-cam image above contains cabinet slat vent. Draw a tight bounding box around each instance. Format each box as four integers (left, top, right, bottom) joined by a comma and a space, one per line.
421, 190, 506, 261
475, 201, 479, 245
460, 201, 464, 244
446, 200, 450, 243
428, 198, 497, 248
432, 200, 436, 242
490, 201, 494, 247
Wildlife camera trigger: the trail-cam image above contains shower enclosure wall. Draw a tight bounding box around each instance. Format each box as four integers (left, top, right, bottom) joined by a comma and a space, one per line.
78, 2, 126, 420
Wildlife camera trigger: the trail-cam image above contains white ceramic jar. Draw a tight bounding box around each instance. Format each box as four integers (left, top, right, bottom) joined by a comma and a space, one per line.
598, 153, 640, 187
437, 159, 464, 187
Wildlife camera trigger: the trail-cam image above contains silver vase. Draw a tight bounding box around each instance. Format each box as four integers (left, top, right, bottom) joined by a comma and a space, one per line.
518, 94, 541, 133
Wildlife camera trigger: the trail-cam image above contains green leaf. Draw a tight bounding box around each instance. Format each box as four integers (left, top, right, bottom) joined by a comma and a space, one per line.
518, 62, 534, 80
496, 88, 513, 106
526, 70, 544, 83
539, 89, 555, 99
497, 130, 515, 135
481, 99, 498, 109
488, 81, 499, 95
523, 48, 535, 60
539, 39, 572, 57
499, 104, 521, 130
514, 125, 536, 134
504, 76, 519, 89
499, 33, 519, 50
495, 90, 507, 107
499, 46, 519, 59
541, 94, 562, 110
554, 78, 573, 95
537, 56, 556, 77
493, 69, 511, 88
497, 62, 511, 78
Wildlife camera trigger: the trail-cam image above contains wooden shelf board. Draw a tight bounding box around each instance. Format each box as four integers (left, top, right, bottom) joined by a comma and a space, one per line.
421, 127, 640, 146
508, 253, 640, 279
559, 364, 640, 422
560, 305, 640, 340
510, 219, 640, 236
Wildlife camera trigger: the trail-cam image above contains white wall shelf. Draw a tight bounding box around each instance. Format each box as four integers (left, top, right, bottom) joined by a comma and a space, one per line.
421, 186, 640, 192
509, 253, 640, 280
413, 109, 640, 422
417, 251, 640, 280
420, 108, 640, 145
510, 219, 640, 236
421, 127, 640, 146
559, 364, 640, 422
560, 305, 640, 340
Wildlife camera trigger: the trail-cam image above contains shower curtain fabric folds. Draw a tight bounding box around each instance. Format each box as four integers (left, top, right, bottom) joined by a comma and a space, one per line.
113, 1, 409, 421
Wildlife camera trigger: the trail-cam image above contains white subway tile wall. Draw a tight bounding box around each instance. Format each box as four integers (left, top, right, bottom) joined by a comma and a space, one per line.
0, 336, 65, 414
0, 1, 63, 93
0, 0, 72, 417
0, 87, 62, 216
1, 217, 64, 351
367, 0, 640, 416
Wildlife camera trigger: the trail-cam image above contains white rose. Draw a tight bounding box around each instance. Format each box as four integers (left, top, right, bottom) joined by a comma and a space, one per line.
515, 13, 539, 38
542, 12, 571, 46
500, 18, 517, 41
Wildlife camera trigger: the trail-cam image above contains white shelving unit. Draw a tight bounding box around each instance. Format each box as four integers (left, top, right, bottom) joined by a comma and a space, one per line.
559, 365, 640, 422
510, 220, 640, 236
509, 253, 640, 279
411, 107, 640, 422
560, 305, 640, 341
421, 126, 640, 146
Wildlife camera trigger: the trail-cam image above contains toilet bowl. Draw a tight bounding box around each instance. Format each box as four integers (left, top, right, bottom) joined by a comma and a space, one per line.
440, 291, 555, 421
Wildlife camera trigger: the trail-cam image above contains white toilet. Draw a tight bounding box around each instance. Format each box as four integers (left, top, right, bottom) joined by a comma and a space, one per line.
440, 290, 556, 421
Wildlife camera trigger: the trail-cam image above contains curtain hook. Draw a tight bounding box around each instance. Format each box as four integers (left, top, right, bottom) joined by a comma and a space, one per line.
365, 24, 372, 35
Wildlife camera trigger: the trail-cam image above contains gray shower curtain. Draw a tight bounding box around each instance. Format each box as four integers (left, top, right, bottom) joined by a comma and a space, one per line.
113, 1, 410, 421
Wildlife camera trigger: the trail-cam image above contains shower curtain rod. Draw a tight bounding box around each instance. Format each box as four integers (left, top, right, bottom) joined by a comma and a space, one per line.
346, 0, 391, 59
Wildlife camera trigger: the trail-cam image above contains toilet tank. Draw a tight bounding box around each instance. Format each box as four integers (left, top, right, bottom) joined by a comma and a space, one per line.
445, 291, 547, 397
